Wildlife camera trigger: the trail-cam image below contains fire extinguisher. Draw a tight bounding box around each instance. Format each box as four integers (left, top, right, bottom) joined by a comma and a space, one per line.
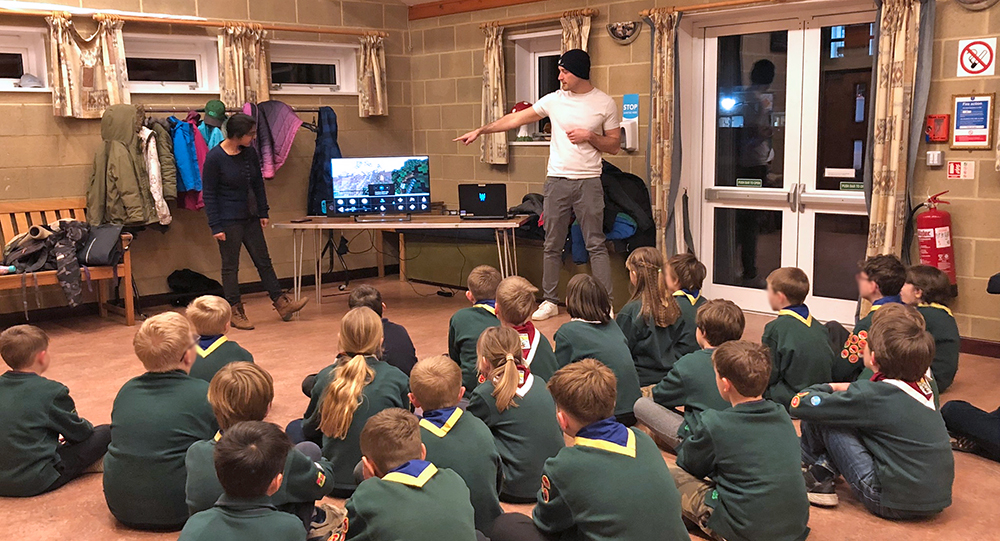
915, 191, 957, 287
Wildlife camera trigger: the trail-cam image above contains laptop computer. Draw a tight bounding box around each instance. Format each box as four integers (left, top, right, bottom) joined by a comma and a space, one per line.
458, 183, 508, 220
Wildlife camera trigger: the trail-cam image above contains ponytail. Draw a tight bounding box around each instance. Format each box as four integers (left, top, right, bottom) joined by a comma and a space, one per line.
319, 354, 375, 439
627, 247, 681, 328
476, 327, 524, 412
492, 353, 521, 412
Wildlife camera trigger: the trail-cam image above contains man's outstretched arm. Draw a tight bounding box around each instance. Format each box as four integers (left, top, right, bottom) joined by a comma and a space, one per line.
454, 107, 544, 145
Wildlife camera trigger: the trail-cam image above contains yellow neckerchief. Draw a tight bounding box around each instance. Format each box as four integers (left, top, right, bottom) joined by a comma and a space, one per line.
419, 408, 463, 438
777, 309, 813, 327
672, 290, 700, 306
196, 336, 228, 357
574, 427, 637, 458
473, 303, 496, 315
382, 462, 438, 488
919, 302, 954, 317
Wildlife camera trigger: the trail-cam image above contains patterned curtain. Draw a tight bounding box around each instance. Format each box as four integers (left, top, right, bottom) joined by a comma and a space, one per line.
648, 11, 680, 257
218, 23, 269, 108
358, 34, 388, 117
560, 13, 592, 52
480, 25, 507, 165
46, 13, 130, 119
866, 0, 923, 258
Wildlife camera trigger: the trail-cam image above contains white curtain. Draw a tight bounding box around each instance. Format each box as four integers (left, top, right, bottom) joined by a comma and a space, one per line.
648, 11, 680, 257
358, 34, 388, 117
560, 14, 592, 52
218, 23, 270, 108
46, 13, 130, 119
480, 25, 507, 165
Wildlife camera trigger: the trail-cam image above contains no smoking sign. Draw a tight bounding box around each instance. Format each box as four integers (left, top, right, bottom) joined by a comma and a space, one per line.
958, 38, 995, 77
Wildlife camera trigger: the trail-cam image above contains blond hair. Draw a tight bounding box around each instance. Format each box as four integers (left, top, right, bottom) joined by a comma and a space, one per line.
410, 355, 462, 411
546, 359, 617, 424
318, 307, 382, 439
476, 326, 524, 412
208, 362, 274, 430
626, 247, 681, 327
495, 276, 538, 325
187, 295, 231, 336
360, 408, 423, 475
467, 265, 502, 302
133, 312, 193, 372
0, 325, 48, 370
767, 267, 810, 306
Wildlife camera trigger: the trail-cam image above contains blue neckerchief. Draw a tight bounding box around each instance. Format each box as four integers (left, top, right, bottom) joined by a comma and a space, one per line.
873, 295, 903, 306
388, 459, 433, 477
784, 304, 809, 319
421, 407, 458, 429
199, 334, 224, 349
575, 417, 630, 446
475, 299, 496, 309
683, 289, 699, 298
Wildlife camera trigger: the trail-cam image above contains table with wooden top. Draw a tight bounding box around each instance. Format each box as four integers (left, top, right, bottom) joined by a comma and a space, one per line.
271, 215, 526, 303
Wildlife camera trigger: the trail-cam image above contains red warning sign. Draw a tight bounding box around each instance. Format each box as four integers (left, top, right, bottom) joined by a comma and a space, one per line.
958, 38, 995, 77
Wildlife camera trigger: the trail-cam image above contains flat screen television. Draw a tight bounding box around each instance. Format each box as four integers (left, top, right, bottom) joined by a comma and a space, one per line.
326, 156, 431, 216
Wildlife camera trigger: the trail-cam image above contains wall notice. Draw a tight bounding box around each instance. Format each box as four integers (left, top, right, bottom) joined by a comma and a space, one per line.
957, 38, 995, 77
947, 161, 976, 180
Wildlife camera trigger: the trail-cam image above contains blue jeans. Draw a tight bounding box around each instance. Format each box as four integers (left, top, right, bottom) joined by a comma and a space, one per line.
800, 421, 933, 520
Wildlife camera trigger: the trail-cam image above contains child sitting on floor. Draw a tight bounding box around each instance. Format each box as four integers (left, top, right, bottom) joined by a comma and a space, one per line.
672, 341, 810, 541
179, 421, 307, 541
793, 304, 954, 519
104, 312, 218, 531
449, 265, 502, 396
185, 362, 342, 539
187, 295, 254, 383
616, 247, 698, 388
900, 264, 960, 392
467, 326, 564, 503
345, 408, 479, 540
490, 359, 689, 541
349, 285, 418, 375
0, 325, 110, 497
666, 253, 708, 347
762, 267, 835, 409
634, 299, 742, 451
289, 307, 409, 498
554, 274, 642, 425
410, 355, 503, 533
495, 275, 559, 381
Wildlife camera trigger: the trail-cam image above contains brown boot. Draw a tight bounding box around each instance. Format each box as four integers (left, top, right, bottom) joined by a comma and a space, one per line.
230, 302, 255, 330
273, 293, 308, 321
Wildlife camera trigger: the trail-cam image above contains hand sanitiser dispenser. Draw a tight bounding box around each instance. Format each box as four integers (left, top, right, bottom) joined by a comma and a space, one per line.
621, 93, 639, 152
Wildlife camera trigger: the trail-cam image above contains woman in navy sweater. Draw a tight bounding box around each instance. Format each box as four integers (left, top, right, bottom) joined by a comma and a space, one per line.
202, 113, 307, 329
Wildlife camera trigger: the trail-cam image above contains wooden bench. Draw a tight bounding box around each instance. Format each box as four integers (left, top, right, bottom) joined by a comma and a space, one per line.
0, 197, 136, 325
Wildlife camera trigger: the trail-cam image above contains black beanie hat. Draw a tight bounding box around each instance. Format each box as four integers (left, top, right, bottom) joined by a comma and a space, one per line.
558, 49, 590, 80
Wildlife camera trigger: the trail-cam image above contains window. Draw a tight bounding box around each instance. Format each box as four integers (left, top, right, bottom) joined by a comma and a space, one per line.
511, 30, 562, 140
0, 26, 47, 90
826, 24, 874, 59
123, 34, 218, 93
269, 41, 357, 94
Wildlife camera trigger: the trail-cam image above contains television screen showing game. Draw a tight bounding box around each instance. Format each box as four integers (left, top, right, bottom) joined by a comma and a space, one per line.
328, 156, 431, 216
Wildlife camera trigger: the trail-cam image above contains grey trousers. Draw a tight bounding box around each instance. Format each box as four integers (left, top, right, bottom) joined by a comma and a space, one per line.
633, 397, 685, 451
542, 176, 613, 303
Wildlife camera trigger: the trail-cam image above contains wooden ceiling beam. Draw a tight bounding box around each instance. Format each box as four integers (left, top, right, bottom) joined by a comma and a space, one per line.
409, 0, 546, 21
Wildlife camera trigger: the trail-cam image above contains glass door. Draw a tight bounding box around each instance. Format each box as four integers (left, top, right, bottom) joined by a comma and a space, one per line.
699, 10, 875, 322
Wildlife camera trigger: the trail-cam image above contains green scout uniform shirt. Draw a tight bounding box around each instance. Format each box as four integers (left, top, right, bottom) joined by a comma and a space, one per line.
831, 298, 903, 383
189, 336, 254, 383
616, 299, 699, 386
185, 431, 335, 515
302, 356, 409, 492
419, 407, 503, 532
674, 290, 706, 348
448, 304, 499, 397
651, 349, 730, 441
104, 370, 218, 528
761, 308, 835, 409
467, 371, 565, 500
178, 495, 305, 541
918, 303, 960, 392
532, 420, 690, 541
553, 320, 642, 416
0, 371, 95, 497
677, 400, 810, 541
344, 461, 478, 541
790, 380, 954, 512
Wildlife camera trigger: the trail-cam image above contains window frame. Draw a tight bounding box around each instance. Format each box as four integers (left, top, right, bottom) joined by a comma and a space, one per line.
268, 41, 358, 95
123, 33, 219, 94
510, 29, 562, 141
0, 26, 47, 92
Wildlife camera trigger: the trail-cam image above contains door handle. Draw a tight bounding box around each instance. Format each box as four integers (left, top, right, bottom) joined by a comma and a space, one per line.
795, 183, 806, 212
787, 183, 799, 212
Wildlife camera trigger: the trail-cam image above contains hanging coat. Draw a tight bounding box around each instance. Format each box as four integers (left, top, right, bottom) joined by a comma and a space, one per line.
244, 101, 302, 179
306, 107, 343, 216
87, 104, 157, 226
139, 126, 172, 225
150, 120, 177, 201
170, 115, 207, 211
198, 122, 225, 150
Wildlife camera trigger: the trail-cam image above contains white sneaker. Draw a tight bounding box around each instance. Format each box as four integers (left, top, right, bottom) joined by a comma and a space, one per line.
532, 300, 559, 321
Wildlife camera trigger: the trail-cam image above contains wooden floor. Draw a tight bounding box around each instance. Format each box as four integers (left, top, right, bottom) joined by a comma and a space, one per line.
2, 276, 999, 540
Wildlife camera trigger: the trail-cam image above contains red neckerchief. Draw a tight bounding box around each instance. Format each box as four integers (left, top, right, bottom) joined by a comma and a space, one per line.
512, 322, 536, 360
478, 361, 531, 386
870, 371, 934, 401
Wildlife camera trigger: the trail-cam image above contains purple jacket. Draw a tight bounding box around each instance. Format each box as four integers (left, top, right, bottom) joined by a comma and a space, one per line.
242, 100, 302, 179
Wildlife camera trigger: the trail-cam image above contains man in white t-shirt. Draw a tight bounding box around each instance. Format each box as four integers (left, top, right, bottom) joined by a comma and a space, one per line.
456, 49, 620, 320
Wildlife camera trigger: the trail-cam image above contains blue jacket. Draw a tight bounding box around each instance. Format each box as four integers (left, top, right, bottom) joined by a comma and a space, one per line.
306, 107, 343, 216
198, 123, 225, 150
171, 117, 202, 192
